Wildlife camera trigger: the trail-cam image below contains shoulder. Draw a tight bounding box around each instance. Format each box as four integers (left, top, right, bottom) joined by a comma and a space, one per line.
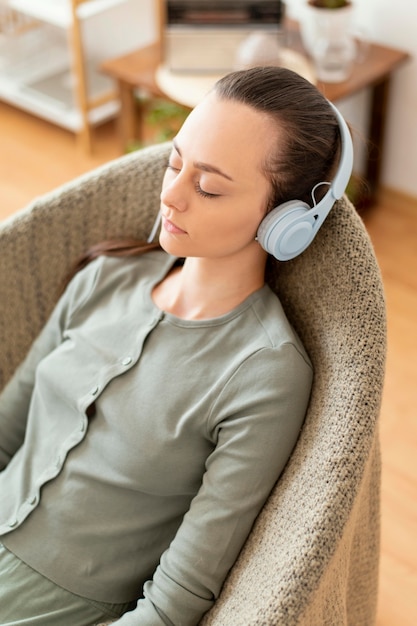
242, 285, 311, 368
82, 248, 173, 284
61, 249, 174, 320
209, 339, 313, 441
209, 287, 313, 426
68, 249, 173, 296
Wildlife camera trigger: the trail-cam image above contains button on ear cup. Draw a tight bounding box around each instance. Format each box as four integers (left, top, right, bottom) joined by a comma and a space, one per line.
257, 201, 313, 261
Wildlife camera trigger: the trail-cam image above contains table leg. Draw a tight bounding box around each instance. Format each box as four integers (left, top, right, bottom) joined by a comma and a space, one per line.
363, 78, 391, 208
118, 80, 139, 152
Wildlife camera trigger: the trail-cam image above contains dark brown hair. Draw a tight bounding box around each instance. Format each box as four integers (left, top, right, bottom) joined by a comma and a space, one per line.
214, 66, 340, 210
67, 66, 341, 285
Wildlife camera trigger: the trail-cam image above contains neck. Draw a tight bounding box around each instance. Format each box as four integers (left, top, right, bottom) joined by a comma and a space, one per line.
154, 245, 268, 320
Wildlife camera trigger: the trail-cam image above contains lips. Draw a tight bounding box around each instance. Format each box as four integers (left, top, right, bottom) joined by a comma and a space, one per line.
162, 216, 187, 235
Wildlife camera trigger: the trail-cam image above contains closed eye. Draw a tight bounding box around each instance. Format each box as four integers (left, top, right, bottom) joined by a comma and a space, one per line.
167, 162, 220, 198
194, 182, 220, 199
166, 162, 181, 173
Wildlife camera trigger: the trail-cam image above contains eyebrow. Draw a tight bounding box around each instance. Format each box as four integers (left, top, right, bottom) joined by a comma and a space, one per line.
172, 139, 234, 182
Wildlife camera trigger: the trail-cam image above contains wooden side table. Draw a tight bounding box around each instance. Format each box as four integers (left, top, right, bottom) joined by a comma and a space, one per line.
101, 43, 167, 150
101, 38, 409, 207
313, 42, 409, 207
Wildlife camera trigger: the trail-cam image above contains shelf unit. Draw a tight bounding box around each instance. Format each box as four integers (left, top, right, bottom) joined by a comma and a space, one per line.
9, 0, 127, 27
0, 0, 131, 151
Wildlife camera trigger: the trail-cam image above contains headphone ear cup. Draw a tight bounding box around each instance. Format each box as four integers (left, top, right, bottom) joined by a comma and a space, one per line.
256, 102, 353, 261
257, 200, 315, 261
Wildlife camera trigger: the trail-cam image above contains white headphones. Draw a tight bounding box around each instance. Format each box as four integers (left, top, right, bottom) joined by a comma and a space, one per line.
256, 102, 353, 261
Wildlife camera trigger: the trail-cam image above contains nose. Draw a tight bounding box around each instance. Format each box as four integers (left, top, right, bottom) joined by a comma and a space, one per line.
160, 171, 187, 213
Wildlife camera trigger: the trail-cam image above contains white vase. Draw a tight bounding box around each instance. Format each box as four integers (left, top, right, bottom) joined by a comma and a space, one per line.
234, 31, 283, 69
301, 3, 356, 83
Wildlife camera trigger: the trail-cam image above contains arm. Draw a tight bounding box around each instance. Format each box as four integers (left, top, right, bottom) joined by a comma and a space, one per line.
0, 311, 65, 469
0, 260, 101, 469
114, 343, 313, 626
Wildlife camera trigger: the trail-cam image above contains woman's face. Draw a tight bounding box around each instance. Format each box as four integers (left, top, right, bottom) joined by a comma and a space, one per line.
159, 92, 280, 261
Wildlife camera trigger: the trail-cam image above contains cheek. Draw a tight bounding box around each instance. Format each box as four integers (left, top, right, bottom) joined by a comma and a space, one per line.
223, 198, 268, 235
200, 206, 265, 251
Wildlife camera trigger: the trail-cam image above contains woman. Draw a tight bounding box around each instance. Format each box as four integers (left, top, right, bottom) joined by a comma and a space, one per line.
0, 67, 344, 626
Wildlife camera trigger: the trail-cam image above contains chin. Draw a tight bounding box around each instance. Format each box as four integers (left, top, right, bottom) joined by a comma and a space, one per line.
159, 233, 188, 257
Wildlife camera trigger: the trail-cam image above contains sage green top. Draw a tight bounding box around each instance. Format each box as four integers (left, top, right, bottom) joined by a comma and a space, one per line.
0, 250, 312, 626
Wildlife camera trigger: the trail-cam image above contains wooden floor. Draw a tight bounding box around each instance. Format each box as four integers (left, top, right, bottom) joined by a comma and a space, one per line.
1, 101, 416, 625
362, 192, 417, 626
0, 102, 121, 221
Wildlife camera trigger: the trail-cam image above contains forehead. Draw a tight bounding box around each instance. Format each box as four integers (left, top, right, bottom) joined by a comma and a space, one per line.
175, 93, 278, 177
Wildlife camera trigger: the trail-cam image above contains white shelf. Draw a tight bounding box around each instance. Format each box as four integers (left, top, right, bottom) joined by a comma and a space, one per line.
0, 23, 118, 131
0, 72, 119, 130
2, 0, 134, 148
9, 0, 128, 29
0, 28, 69, 84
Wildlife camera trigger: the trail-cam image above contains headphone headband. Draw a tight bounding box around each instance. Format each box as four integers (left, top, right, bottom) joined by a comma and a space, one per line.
327, 102, 354, 201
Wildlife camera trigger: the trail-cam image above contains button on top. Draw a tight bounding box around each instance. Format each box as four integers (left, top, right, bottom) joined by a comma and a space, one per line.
91, 386, 100, 396
121, 356, 132, 366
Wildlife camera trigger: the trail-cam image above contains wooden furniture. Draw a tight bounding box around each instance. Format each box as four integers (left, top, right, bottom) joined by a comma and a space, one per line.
0, 0, 132, 152
296, 36, 410, 208
101, 34, 409, 207
69, 0, 119, 153
101, 43, 167, 151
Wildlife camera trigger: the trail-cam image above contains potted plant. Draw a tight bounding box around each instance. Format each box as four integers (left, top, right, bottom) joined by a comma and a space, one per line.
302, 0, 356, 82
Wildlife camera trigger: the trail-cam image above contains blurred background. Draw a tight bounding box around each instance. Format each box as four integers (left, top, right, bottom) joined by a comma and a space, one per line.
0, 2, 416, 625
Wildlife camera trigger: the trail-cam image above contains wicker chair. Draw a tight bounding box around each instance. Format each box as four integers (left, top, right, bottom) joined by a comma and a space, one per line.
0, 143, 386, 626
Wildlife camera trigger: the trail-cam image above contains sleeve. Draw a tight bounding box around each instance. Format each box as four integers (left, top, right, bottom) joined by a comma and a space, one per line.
113, 343, 313, 626
0, 260, 101, 470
